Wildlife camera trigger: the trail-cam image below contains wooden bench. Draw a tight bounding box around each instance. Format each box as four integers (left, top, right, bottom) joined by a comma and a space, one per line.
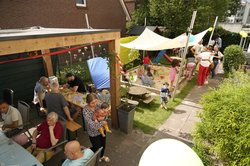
121, 98, 139, 106
66, 120, 82, 140
143, 95, 155, 104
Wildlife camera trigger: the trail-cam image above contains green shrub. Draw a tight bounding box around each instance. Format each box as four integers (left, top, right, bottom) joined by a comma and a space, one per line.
193, 72, 250, 166
57, 61, 92, 85
223, 45, 246, 75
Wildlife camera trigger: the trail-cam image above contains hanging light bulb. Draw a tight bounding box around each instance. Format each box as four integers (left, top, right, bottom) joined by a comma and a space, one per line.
65, 60, 69, 65
68, 51, 71, 54
84, 46, 88, 51
99, 44, 102, 48
78, 49, 81, 53
82, 52, 85, 55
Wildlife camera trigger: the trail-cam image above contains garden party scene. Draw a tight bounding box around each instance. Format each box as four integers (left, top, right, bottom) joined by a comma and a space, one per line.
0, 0, 250, 166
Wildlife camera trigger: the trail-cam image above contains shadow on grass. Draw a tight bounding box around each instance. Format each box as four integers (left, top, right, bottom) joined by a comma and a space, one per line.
134, 76, 197, 135
137, 101, 161, 112
173, 109, 186, 114
134, 120, 157, 135
135, 107, 145, 113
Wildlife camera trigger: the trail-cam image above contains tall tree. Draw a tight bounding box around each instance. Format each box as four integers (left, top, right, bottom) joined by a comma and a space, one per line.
228, 0, 241, 16
128, 0, 238, 37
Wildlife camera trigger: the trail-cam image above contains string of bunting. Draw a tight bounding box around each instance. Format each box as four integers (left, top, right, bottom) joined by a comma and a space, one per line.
115, 53, 126, 76
0, 40, 112, 64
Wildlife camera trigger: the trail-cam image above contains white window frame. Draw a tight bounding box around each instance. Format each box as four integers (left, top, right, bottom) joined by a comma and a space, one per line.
76, 0, 87, 7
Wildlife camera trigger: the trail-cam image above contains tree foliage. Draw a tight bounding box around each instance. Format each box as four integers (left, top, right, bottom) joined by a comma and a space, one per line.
228, 0, 241, 16
129, 0, 241, 37
193, 71, 250, 166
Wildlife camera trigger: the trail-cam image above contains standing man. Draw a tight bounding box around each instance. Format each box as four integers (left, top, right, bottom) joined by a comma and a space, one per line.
0, 100, 23, 137
45, 82, 75, 121
214, 33, 222, 50
33, 76, 49, 113
64, 73, 86, 93
62, 140, 94, 166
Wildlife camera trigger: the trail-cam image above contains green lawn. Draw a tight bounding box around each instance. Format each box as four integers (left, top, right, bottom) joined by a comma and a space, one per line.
134, 76, 197, 134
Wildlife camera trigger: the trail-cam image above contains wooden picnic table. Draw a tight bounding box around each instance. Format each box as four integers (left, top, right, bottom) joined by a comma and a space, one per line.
128, 86, 155, 104
128, 86, 147, 96
60, 88, 87, 108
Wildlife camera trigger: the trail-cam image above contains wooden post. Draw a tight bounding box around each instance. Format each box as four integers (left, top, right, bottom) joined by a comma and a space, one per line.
85, 13, 95, 58
242, 37, 247, 51
41, 49, 54, 77
108, 39, 121, 128
239, 37, 243, 47
143, 17, 147, 60
208, 16, 218, 46
172, 11, 197, 101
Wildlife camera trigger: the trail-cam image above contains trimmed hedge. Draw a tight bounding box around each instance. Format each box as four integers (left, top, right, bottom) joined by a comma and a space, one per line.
193, 72, 250, 166
223, 45, 246, 75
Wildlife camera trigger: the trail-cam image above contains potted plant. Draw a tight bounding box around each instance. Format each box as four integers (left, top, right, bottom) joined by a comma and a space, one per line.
118, 76, 137, 134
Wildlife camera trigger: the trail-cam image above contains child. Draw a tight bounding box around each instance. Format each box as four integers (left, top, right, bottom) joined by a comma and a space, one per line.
160, 82, 171, 109
92, 102, 111, 137
137, 65, 144, 79
169, 59, 179, 92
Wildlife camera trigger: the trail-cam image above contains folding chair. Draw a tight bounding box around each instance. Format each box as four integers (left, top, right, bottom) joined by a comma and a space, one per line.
3, 88, 14, 106
17, 100, 32, 140
85, 147, 103, 166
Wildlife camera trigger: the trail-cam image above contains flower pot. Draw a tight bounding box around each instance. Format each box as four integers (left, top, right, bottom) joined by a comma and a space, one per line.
117, 103, 136, 134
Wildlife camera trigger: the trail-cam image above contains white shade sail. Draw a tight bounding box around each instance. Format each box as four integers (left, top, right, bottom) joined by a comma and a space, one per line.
121, 28, 172, 50
121, 28, 208, 51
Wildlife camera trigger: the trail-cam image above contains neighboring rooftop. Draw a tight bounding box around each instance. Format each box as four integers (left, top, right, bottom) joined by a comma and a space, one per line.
127, 26, 161, 36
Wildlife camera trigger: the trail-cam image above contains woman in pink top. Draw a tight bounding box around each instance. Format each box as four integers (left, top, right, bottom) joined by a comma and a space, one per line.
169, 59, 179, 92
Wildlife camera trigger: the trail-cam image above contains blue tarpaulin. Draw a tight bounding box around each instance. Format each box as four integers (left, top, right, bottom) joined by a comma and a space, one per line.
87, 57, 110, 90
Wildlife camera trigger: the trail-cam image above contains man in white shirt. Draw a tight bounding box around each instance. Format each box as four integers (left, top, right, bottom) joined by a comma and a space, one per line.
63, 140, 94, 166
0, 100, 23, 137
197, 46, 213, 86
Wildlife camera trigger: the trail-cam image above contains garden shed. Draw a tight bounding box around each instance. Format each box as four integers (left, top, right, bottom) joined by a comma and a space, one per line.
0, 27, 121, 128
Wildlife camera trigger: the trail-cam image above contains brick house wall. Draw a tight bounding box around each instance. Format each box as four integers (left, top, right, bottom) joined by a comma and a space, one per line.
124, 0, 136, 15
0, 0, 127, 36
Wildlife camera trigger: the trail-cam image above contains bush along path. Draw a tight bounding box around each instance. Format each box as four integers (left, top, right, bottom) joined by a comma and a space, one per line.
155, 74, 223, 144
193, 72, 250, 166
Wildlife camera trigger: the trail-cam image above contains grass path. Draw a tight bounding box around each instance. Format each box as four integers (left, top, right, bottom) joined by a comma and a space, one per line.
134, 76, 197, 134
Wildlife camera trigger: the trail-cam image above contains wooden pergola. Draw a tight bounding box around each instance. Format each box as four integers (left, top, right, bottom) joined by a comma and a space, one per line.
0, 27, 121, 128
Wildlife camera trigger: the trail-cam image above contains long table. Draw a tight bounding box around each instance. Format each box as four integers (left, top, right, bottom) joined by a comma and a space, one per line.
60, 88, 87, 108
0, 132, 43, 166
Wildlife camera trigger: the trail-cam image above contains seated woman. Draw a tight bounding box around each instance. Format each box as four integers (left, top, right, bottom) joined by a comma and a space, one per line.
97, 89, 110, 103
141, 73, 155, 87
137, 65, 144, 79
146, 67, 154, 80
27, 112, 63, 163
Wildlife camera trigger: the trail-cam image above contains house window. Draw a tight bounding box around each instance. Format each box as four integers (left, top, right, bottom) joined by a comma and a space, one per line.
76, 0, 86, 7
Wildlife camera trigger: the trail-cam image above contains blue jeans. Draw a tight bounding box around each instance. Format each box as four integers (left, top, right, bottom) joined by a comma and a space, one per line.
211, 60, 218, 78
